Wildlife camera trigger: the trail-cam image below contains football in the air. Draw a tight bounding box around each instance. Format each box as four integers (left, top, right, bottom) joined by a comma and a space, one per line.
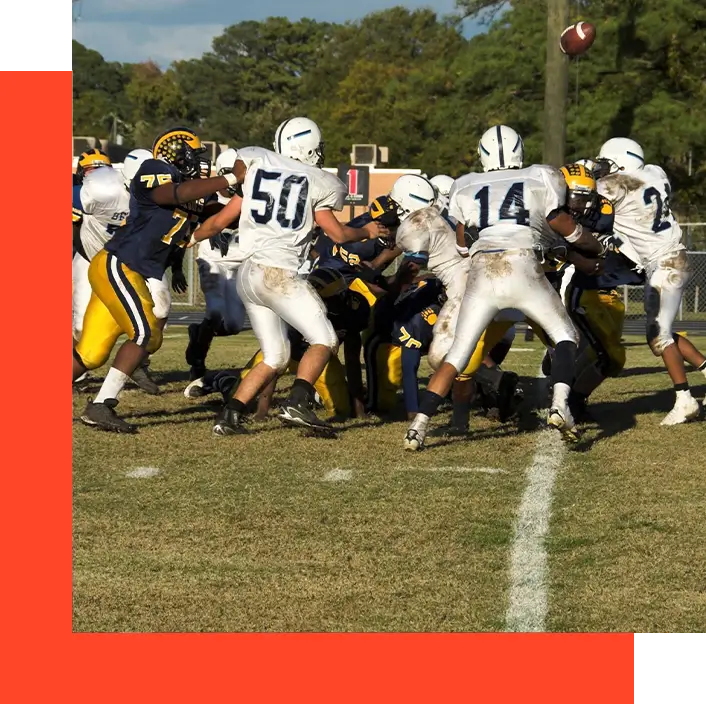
560, 21, 596, 56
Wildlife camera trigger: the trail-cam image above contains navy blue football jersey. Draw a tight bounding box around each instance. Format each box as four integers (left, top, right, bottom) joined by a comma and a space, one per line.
315, 212, 386, 284
392, 303, 440, 354
106, 159, 205, 279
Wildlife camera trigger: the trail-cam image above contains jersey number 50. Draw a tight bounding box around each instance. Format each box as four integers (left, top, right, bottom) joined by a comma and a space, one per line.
250, 169, 309, 230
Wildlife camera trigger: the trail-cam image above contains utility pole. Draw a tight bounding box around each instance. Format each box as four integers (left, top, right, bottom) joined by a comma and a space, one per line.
543, 0, 570, 166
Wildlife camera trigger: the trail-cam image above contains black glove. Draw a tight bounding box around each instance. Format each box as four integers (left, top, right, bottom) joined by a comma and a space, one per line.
172, 269, 188, 294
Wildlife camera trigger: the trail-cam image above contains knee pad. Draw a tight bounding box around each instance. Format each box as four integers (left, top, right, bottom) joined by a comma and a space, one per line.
151, 289, 171, 320
646, 324, 674, 356
145, 326, 163, 355
73, 343, 109, 371
263, 339, 291, 374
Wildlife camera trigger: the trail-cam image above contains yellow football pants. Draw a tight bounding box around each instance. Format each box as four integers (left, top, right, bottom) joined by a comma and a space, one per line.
74, 249, 162, 369
567, 286, 626, 377
240, 349, 351, 417
456, 321, 515, 380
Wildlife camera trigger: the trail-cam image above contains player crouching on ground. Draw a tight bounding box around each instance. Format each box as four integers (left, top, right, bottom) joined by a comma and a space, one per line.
188, 117, 387, 436
73, 127, 240, 432
596, 138, 706, 424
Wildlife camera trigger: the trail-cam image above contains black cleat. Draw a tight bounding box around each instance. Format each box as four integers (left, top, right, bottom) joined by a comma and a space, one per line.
212, 407, 247, 436
497, 371, 520, 422
80, 398, 137, 433
131, 363, 161, 395
279, 401, 333, 432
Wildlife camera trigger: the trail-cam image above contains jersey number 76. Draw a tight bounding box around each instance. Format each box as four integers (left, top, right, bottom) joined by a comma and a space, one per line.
250, 169, 309, 230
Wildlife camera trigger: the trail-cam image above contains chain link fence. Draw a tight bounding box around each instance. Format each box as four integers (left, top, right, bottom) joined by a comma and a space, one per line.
170, 224, 706, 326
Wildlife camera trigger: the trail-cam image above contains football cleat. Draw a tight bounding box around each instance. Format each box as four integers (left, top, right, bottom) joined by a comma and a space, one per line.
279, 402, 333, 431
130, 362, 161, 395
547, 406, 579, 442
184, 377, 206, 399
403, 414, 430, 451
212, 407, 247, 436
660, 394, 700, 426
403, 429, 426, 451
80, 398, 137, 434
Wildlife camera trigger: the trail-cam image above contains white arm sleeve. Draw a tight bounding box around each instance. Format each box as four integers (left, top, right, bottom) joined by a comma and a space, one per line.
314, 173, 346, 212
537, 165, 567, 216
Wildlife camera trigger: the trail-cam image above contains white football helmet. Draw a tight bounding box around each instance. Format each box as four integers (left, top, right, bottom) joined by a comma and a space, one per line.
429, 174, 454, 209
597, 137, 645, 172
215, 147, 239, 195
389, 175, 437, 222
478, 125, 524, 172
274, 117, 324, 167
121, 148, 152, 188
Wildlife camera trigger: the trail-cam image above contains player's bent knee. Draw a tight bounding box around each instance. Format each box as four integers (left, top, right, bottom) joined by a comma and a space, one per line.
263, 342, 291, 374
646, 324, 674, 356
145, 326, 163, 355
73, 344, 109, 371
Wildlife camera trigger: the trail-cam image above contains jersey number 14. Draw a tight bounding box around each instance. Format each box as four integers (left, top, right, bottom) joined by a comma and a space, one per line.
251, 169, 310, 230
475, 182, 530, 230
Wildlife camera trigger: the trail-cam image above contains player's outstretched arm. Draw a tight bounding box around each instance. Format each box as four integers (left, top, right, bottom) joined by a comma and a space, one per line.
455, 222, 470, 258
547, 210, 603, 256
315, 209, 388, 244
189, 196, 243, 245
151, 160, 246, 208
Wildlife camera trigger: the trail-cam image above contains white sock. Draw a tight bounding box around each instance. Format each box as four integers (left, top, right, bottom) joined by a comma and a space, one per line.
552, 382, 571, 408
675, 388, 692, 401
411, 413, 430, 431
95, 368, 130, 404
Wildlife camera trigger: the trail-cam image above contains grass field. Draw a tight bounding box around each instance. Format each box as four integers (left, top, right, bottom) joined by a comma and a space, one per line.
72, 331, 706, 633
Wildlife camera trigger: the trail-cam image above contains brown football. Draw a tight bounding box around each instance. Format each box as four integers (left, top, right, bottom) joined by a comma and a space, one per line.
560, 21, 596, 56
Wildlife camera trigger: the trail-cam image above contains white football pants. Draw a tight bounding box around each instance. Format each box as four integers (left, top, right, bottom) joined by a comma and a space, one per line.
428, 264, 525, 371
197, 258, 246, 333
72, 252, 171, 340
235, 258, 338, 372
644, 250, 690, 355
444, 250, 578, 372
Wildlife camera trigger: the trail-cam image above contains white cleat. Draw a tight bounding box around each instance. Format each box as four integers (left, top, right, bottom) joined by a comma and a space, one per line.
184, 377, 205, 399
547, 406, 579, 442
660, 394, 700, 426
403, 415, 430, 451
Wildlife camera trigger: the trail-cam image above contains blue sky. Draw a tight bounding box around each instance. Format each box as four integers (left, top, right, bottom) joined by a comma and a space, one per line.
72, 0, 470, 67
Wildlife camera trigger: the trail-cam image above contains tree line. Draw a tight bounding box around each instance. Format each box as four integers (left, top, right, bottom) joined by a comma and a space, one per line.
73, 0, 706, 224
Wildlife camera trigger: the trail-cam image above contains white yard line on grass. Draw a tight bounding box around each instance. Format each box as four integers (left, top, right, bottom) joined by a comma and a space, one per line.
322, 468, 353, 482
125, 466, 161, 479
504, 366, 565, 632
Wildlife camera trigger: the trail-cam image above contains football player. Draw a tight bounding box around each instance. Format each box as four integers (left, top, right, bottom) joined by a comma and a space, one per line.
595, 138, 706, 424
404, 125, 603, 450
73, 127, 238, 432
189, 116, 387, 435
391, 182, 522, 433
184, 148, 247, 396
235, 268, 372, 420
72, 148, 172, 395
365, 277, 446, 418
555, 163, 645, 419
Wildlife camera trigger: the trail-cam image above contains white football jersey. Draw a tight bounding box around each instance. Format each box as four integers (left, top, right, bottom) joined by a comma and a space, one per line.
78, 167, 130, 260
197, 192, 245, 265
237, 147, 346, 271
394, 205, 469, 290
597, 164, 683, 269
449, 164, 566, 256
